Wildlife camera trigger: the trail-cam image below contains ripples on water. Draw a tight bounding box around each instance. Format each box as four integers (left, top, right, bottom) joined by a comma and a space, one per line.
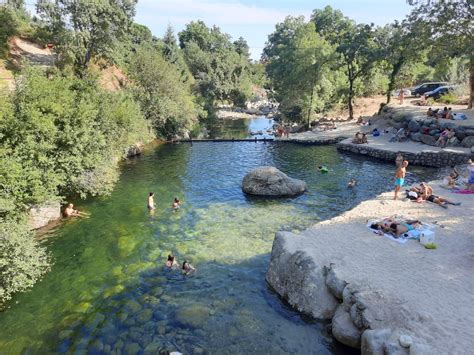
0, 139, 438, 354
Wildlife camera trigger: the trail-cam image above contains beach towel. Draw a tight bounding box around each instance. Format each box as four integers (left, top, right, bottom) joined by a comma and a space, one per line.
366, 216, 435, 244
452, 113, 467, 120
452, 189, 474, 194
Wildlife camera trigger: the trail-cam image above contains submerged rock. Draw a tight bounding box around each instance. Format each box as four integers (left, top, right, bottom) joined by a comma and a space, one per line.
242, 166, 307, 197
175, 305, 211, 328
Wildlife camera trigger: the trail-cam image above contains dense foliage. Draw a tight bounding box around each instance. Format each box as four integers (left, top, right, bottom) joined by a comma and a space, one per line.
0, 221, 51, 306
264, 4, 472, 123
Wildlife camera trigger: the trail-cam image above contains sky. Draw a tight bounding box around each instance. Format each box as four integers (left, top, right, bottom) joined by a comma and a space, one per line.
135, 0, 413, 60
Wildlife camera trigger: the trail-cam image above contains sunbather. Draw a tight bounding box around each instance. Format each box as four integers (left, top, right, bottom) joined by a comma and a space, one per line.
370, 217, 422, 238
417, 182, 460, 208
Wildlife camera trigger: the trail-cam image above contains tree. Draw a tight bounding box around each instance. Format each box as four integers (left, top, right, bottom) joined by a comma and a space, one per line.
128, 48, 201, 138
263, 17, 337, 124
376, 21, 425, 103
36, 0, 137, 73
407, 0, 474, 108
337, 24, 381, 120
312, 6, 381, 120
179, 21, 252, 106
233, 36, 250, 60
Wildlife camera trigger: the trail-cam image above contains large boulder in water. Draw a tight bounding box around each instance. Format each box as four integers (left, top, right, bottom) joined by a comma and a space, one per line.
242, 166, 307, 197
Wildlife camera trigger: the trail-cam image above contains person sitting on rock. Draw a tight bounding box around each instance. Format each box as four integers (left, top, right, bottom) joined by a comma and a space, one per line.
182, 261, 196, 275
446, 166, 459, 188
352, 132, 363, 144
166, 254, 179, 269
427, 107, 434, 117
436, 128, 454, 147
63, 203, 88, 218
445, 107, 453, 120
437, 107, 448, 119
361, 133, 368, 144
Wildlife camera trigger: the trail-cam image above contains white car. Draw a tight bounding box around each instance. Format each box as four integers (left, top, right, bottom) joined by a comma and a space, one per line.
391, 88, 411, 97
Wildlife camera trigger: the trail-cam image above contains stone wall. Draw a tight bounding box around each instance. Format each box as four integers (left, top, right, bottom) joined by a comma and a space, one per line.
380, 106, 474, 149
336, 140, 472, 167
280, 136, 349, 145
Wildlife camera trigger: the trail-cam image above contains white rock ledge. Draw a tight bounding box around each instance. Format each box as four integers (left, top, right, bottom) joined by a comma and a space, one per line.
266, 181, 474, 354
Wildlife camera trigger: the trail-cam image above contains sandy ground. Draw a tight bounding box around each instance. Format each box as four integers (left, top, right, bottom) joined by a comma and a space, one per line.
292, 179, 474, 353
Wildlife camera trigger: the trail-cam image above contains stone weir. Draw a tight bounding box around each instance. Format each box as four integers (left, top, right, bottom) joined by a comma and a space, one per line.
266, 182, 474, 354
336, 138, 473, 167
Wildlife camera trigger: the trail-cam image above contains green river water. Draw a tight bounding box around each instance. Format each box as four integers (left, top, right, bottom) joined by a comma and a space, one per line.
0, 119, 438, 354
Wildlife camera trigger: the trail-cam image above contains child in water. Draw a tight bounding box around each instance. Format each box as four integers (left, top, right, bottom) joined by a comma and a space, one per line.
166, 254, 179, 269
172, 197, 181, 210
182, 261, 196, 275
318, 166, 329, 174
347, 179, 356, 188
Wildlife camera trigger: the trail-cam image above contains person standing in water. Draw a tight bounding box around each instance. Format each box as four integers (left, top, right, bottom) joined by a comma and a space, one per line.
148, 192, 155, 210
394, 160, 409, 200
172, 197, 181, 210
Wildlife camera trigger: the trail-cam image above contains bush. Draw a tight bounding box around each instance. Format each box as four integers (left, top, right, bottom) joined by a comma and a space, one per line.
0, 220, 51, 308
438, 92, 457, 104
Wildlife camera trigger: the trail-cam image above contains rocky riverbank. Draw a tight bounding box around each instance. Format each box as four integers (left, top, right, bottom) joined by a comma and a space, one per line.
267, 180, 474, 354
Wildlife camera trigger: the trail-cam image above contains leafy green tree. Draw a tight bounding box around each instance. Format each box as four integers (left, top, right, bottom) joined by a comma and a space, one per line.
36, 0, 137, 72
233, 36, 250, 60
264, 17, 337, 125
376, 21, 425, 103
312, 6, 384, 119
128, 47, 201, 138
179, 21, 252, 106
407, 0, 474, 108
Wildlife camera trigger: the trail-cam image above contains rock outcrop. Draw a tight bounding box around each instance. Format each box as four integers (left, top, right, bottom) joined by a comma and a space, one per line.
266, 183, 474, 353
242, 167, 306, 197
28, 201, 61, 230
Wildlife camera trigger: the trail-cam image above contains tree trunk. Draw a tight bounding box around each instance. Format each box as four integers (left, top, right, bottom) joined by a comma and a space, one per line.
387, 61, 403, 104
469, 55, 474, 109
348, 78, 354, 120
307, 81, 315, 130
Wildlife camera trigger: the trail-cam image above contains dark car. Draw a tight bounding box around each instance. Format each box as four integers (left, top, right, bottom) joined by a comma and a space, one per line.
424, 85, 454, 100
411, 82, 448, 97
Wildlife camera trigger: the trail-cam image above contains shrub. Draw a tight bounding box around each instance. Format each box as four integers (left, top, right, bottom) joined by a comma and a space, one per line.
438, 92, 457, 104
0, 220, 52, 308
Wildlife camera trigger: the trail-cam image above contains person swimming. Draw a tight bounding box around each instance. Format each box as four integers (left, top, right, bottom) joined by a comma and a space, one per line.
348, 179, 356, 188
148, 192, 155, 210
172, 197, 181, 210
318, 166, 329, 173
166, 254, 178, 269
182, 260, 196, 275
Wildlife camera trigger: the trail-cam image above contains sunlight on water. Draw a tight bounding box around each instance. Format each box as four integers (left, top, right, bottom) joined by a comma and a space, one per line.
0, 139, 438, 354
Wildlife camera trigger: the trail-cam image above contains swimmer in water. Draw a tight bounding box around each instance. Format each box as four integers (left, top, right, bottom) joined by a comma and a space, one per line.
348, 179, 356, 188
318, 166, 328, 173
182, 260, 196, 275
166, 254, 179, 269
148, 192, 155, 210
172, 197, 181, 210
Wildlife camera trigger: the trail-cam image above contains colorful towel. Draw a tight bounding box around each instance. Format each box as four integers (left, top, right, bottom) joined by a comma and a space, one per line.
366, 216, 435, 245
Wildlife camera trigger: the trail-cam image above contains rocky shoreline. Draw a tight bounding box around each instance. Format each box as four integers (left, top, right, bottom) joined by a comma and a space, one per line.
266, 179, 474, 354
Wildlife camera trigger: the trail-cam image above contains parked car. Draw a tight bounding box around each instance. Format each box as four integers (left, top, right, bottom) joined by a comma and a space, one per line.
424, 85, 455, 100
391, 88, 411, 97
411, 82, 448, 97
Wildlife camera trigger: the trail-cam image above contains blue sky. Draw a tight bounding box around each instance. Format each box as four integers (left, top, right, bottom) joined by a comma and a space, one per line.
135, 0, 413, 60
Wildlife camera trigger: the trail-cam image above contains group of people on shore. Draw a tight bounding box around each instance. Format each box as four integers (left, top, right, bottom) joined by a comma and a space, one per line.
393, 152, 471, 207
427, 107, 453, 119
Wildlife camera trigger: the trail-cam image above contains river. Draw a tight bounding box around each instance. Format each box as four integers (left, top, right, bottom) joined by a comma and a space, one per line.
0, 118, 438, 354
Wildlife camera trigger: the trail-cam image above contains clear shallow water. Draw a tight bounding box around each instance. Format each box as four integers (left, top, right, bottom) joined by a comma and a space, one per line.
0, 141, 438, 354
